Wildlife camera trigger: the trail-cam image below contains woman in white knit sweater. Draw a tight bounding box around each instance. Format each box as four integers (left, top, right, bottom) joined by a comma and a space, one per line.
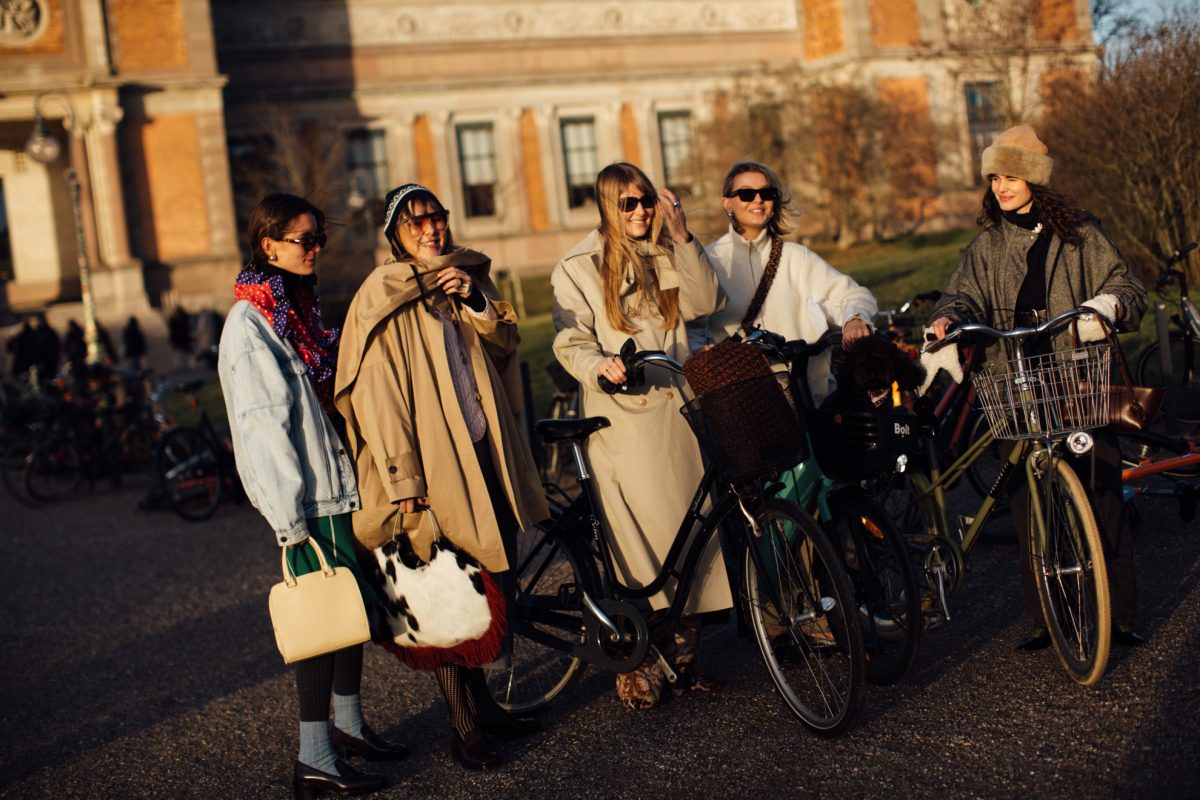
692, 161, 877, 403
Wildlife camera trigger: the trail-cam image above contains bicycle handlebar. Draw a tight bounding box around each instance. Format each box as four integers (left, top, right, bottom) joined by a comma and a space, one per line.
599, 327, 842, 394
921, 307, 1105, 354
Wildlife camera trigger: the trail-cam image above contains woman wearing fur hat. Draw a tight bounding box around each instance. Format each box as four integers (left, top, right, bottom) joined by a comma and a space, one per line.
692, 160, 877, 404
926, 124, 1148, 649
334, 183, 549, 769
551, 162, 727, 709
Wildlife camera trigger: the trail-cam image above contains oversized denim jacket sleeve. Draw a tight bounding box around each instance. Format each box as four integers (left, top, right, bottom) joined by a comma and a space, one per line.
218, 305, 311, 545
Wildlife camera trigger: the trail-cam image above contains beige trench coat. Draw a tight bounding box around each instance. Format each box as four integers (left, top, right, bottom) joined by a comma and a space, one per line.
334, 249, 549, 572
551, 230, 732, 613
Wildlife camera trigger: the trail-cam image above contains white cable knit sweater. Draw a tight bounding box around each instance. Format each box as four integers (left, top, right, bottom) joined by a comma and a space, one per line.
692, 227, 878, 402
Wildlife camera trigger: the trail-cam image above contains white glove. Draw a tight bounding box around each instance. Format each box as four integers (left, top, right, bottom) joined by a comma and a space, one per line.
1077, 294, 1119, 343
919, 327, 963, 394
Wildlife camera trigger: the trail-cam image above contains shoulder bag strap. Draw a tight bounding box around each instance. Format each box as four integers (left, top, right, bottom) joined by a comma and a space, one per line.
740, 236, 784, 337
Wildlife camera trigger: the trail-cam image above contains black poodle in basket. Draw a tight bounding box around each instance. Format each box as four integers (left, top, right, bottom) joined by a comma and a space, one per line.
820, 334, 927, 412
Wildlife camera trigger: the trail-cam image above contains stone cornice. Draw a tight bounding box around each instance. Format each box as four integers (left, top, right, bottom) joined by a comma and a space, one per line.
214, 0, 798, 50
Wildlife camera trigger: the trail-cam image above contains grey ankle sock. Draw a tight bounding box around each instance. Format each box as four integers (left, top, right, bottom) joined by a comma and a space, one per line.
299, 720, 339, 775
332, 692, 365, 739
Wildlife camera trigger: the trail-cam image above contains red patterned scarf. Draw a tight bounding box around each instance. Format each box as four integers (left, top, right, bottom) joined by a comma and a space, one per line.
234, 267, 339, 413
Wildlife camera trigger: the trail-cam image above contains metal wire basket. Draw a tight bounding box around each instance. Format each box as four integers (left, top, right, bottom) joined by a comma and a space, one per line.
680, 371, 808, 482
972, 342, 1112, 440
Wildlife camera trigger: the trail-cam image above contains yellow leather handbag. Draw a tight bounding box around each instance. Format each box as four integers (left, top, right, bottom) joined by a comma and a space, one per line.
268, 538, 370, 664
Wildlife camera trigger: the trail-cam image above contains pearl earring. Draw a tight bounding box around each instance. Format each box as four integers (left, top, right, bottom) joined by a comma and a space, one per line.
268, 254, 277, 262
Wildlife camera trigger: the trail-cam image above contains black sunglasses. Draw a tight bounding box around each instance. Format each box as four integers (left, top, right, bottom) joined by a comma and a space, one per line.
279, 231, 327, 252
725, 187, 780, 203
618, 194, 656, 213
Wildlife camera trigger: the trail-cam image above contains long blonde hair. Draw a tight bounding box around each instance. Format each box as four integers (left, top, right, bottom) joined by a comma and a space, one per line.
595, 162, 680, 333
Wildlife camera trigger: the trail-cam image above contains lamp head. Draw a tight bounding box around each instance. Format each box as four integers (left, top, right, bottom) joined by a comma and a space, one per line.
25, 116, 61, 164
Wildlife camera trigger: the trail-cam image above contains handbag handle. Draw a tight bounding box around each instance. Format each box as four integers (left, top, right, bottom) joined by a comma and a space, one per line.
1085, 308, 1145, 416
388, 503, 444, 545
280, 538, 335, 588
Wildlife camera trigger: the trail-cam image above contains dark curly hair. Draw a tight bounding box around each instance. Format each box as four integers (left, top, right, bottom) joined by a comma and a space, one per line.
978, 183, 1090, 246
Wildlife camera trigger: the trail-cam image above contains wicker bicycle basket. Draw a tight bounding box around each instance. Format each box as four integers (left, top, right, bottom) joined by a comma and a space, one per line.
972, 342, 1113, 440
804, 409, 922, 482
680, 371, 808, 483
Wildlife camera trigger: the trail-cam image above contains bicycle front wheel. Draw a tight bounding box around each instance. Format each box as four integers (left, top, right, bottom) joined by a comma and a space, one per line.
487, 521, 592, 714
24, 437, 83, 503
742, 498, 865, 736
828, 491, 922, 685
1031, 455, 1111, 686
157, 427, 223, 522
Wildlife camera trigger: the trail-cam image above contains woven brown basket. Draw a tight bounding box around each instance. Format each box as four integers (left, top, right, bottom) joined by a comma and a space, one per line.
682, 372, 807, 482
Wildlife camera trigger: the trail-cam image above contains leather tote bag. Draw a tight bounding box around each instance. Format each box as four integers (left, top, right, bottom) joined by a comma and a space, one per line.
268, 537, 371, 664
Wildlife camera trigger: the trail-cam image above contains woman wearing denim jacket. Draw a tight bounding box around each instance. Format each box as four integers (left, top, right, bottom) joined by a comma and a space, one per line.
218, 193, 404, 800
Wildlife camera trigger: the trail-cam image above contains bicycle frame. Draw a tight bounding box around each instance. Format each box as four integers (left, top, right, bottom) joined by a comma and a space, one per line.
547, 436, 790, 642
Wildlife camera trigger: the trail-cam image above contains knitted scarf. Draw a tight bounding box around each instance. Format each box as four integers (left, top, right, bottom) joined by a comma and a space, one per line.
234, 266, 340, 412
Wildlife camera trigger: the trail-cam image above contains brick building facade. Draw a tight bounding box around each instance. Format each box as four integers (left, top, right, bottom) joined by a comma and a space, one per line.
0, 0, 1095, 316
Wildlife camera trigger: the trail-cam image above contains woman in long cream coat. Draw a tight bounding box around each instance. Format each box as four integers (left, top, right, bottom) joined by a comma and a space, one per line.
551, 162, 728, 708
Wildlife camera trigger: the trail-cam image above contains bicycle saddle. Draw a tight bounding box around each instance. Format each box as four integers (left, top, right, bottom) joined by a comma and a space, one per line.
535, 416, 610, 442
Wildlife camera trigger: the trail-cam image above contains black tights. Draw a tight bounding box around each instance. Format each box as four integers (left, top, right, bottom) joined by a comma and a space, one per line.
295, 644, 363, 722
434, 664, 514, 737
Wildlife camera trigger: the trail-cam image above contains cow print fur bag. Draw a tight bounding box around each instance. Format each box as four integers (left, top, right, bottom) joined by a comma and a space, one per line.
369, 509, 506, 672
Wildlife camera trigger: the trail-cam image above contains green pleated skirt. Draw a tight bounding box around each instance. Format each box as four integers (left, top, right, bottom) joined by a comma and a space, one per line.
284, 513, 380, 605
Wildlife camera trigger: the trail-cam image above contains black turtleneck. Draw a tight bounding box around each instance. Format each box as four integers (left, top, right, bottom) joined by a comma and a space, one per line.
260, 264, 304, 310
1007, 206, 1050, 312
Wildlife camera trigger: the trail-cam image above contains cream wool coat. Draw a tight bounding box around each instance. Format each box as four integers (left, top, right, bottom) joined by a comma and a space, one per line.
334, 250, 549, 572
694, 227, 878, 403
551, 230, 732, 613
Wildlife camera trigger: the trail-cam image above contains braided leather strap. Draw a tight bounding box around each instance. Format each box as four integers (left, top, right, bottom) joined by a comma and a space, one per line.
740, 236, 784, 336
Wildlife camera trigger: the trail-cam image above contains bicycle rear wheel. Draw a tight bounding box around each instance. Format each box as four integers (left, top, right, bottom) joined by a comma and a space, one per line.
1137, 336, 1200, 423
827, 491, 921, 685
487, 520, 592, 714
965, 413, 1011, 513
1031, 455, 1111, 685
157, 427, 223, 522
742, 498, 864, 736
24, 436, 83, 503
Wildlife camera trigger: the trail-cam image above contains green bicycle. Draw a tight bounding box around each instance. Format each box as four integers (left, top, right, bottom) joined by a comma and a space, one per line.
877, 308, 1114, 685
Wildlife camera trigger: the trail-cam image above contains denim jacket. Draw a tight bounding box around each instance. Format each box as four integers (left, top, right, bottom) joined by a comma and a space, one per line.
218, 300, 359, 546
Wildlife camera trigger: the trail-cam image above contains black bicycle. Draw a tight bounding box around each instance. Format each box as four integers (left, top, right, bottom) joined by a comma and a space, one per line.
155, 379, 242, 521
488, 341, 865, 737
1137, 242, 1200, 422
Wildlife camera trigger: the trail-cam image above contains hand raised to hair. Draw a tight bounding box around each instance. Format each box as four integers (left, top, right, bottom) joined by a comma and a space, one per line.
657, 188, 691, 245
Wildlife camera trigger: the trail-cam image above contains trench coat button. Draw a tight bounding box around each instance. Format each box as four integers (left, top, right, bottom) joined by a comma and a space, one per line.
665, 391, 674, 400
349, 501, 356, 508
338, 448, 345, 456
637, 398, 647, 406
279, 535, 287, 543
388, 466, 397, 474
475, 392, 482, 401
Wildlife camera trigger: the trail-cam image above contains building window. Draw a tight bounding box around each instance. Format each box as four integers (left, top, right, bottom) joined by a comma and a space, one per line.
964, 82, 1004, 186
456, 123, 498, 218
346, 128, 389, 219
560, 117, 598, 209
657, 111, 694, 197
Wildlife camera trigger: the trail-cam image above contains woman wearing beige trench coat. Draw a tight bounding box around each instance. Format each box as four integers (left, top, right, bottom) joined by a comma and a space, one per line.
551, 162, 729, 708
334, 183, 549, 770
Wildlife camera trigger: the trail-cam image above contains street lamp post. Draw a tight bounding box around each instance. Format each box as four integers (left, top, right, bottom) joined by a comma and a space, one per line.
25, 92, 101, 365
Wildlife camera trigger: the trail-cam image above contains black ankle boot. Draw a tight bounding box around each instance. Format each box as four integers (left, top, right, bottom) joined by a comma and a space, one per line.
293, 758, 385, 800
450, 730, 502, 770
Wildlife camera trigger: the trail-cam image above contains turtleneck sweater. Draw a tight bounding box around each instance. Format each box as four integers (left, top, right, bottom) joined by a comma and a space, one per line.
1006, 206, 1050, 312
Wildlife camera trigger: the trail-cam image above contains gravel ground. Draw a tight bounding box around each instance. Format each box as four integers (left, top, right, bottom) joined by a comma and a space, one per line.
1, 474, 1198, 799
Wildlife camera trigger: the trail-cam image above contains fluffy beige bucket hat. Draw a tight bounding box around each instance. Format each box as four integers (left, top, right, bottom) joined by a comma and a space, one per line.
981, 125, 1053, 186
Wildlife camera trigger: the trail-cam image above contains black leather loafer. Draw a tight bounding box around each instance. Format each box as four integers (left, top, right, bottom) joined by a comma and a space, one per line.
1015, 626, 1051, 651
450, 730, 502, 770
331, 724, 410, 761
477, 714, 542, 739
292, 758, 385, 800
1113, 626, 1148, 647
